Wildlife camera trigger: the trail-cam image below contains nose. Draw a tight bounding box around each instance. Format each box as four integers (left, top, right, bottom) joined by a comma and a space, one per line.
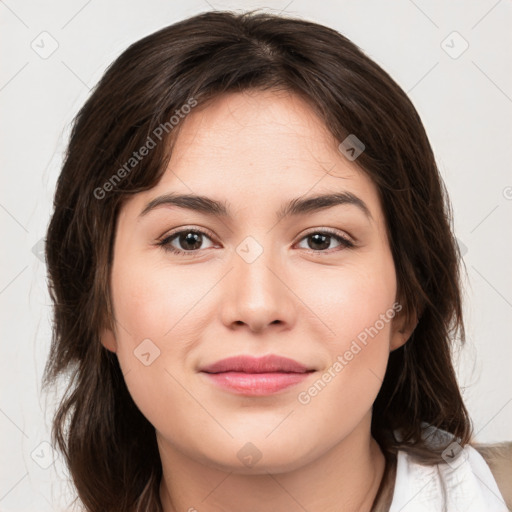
219, 238, 296, 333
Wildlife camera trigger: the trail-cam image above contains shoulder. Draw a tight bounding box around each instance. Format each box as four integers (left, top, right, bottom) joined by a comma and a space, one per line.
472, 441, 512, 511
388, 442, 511, 511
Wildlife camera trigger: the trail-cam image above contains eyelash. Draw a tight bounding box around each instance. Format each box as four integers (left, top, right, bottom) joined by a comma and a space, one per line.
157, 227, 355, 257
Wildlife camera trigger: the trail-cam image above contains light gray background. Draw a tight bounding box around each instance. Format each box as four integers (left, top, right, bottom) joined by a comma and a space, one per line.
1, 0, 511, 510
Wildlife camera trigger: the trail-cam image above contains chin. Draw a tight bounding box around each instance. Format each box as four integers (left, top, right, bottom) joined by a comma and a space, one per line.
197, 434, 318, 475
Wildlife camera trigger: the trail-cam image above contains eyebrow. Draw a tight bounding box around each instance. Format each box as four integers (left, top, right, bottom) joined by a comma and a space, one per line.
139, 191, 373, 222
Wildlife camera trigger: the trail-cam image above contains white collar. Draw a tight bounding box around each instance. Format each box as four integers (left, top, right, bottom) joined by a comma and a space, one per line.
388, 444, 508, 511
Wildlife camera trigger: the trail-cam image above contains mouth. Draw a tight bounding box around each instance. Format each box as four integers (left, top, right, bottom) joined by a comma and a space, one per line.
200, 354, 316, 396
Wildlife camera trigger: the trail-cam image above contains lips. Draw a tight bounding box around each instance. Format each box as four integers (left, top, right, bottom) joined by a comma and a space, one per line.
200, 354, 315, 396
200, 354, 312, 374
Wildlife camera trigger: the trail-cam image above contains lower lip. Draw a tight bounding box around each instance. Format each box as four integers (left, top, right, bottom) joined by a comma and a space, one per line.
202, 371, 312, 396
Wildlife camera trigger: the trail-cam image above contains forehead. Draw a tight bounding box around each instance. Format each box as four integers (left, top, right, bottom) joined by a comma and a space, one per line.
170, 89, 344, 179
125, 89, 384, 223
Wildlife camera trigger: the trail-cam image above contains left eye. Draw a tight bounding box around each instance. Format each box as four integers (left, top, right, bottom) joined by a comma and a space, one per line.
296, 231, 354, 252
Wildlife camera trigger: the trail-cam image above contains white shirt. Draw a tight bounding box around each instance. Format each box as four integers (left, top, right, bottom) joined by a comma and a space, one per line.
388, 444, 508, 511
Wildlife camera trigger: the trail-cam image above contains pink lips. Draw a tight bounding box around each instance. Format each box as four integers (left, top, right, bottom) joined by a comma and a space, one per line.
200, 354, 315, 396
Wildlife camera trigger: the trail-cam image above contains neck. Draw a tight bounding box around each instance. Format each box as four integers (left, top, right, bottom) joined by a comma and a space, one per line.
159, 416, 386, 512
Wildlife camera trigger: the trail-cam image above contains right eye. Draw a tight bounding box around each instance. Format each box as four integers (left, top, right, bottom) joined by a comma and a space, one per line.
158, 228, 216, 256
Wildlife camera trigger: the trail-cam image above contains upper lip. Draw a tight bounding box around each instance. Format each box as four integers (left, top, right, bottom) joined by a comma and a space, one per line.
200, 354, 313, 374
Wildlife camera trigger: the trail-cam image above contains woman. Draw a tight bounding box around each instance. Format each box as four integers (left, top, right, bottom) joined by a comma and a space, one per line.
42, 10, 511, 512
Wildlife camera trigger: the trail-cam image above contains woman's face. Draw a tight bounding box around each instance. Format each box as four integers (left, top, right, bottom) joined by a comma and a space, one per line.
102, 89, 407, 473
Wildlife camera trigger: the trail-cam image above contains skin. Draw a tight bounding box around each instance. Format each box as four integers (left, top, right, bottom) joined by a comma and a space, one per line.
101, 89, 415, 511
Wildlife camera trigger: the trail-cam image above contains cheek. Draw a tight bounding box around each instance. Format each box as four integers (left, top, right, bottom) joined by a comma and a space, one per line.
293, 250, 397, 403
110, 252, 210, 342
107, 254, 214, 427
294, 281, 396, 444
297, 248, 397, 345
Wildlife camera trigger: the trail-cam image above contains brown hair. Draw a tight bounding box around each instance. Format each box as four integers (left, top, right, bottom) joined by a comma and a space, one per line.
43, 9, 472, 511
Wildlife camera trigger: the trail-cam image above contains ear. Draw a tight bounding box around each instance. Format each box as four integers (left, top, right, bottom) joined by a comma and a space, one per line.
389, 305, 418, 352
100, 326, 118, 353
